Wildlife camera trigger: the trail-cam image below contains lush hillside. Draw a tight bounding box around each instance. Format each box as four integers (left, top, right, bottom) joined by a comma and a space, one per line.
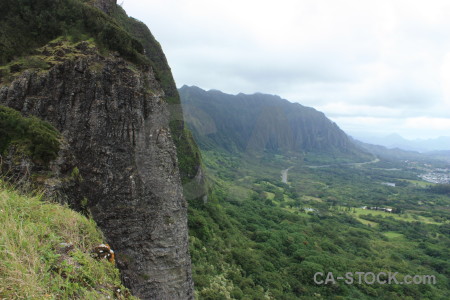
188, 148, 450, 299
0, 0, 148, 66
179, 86, 370, 163
182, 88, 450, 298
0, 180, 136, 299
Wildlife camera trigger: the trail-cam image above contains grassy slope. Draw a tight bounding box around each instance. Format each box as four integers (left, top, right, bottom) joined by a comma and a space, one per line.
0, 181, 135, 299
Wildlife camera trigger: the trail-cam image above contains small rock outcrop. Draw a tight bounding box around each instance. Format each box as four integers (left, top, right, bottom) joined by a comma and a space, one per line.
92, 0, 117, 14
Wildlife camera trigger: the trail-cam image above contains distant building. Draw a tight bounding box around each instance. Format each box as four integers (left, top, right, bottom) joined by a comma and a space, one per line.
304, 208, 316, 212
366, 206, 393, 213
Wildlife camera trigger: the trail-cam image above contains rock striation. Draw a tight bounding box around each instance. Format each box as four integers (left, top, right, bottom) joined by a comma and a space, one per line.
180, 85, 369, 159
0, 39, 194, 299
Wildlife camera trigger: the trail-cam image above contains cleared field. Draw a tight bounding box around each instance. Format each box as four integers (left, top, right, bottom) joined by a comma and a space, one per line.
356, 217, 378, 227
351, 208, 440, 224
384, 231, 405, 240
301, 195, 323, 202
401, 179, 435, 187
265, 191, 275, 200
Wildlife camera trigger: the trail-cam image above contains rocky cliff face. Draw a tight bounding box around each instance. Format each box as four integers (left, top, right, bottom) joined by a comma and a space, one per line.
0, 39, 193, 299
180, 86, 366, 158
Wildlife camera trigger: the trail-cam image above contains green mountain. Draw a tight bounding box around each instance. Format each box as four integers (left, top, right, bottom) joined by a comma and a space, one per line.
187, 133, 450, 299
179, 86, 370, 162
2, 2, 449, 300
180, 87, 449, 299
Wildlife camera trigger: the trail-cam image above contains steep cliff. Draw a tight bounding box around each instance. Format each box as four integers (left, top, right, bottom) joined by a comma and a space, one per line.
0, 1, 198, 299
180, 86, 369, 160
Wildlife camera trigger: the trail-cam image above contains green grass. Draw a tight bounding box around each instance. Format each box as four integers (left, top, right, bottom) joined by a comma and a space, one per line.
1, 37, 98, 84
301, 195, 323, 202
265, 191, 275, 200
282, 207, 312, 217
400, 179, 435, 188
0, 0, 149, 66
1, 105, 61, 166
0, 180, 135, 299
383, 231, 405, 240
355, 217, 378, 227
351, 208, 441, 225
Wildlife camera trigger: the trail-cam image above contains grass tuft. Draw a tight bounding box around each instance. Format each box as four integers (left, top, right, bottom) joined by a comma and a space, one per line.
0, 180, 136, 299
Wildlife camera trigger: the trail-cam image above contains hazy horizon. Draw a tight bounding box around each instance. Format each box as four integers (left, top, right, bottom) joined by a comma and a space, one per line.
123, 0, 450, 140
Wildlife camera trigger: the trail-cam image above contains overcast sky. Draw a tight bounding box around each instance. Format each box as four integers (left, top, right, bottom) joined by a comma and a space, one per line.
122, 0, 450, 139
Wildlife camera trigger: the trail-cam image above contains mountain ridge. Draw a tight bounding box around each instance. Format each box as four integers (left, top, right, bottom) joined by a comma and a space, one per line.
179, 85, 370, 162
353, 133, 450, 152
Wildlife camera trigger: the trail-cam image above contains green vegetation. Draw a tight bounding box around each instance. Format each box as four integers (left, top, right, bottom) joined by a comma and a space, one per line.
0, 37, 99, 84
179, 86, 371, 161
429, 184, 450, 195
188, 148, 450, 299
112, 7, 204, 190
3, 1, 449, 299
0, 0, 203, 191
0, 105, 60, 165
0, 180, 135, 299
0, 0, 147, 66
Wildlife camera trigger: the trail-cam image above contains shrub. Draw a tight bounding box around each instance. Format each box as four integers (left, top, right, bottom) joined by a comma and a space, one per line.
0, 105, 60, 165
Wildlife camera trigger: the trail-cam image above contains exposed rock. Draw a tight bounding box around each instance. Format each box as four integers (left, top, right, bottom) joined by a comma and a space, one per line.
92, 0, 117, 14
57, 243, 75, 254
180, 85, 368, 157
0, 43, 193, 299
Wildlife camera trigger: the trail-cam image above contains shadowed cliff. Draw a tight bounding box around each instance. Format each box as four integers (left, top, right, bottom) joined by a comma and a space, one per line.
179, 86, 370, 161
0, 0, 201, 298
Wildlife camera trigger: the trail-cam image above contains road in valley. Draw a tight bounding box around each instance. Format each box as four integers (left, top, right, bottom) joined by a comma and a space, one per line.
281, 167, 293, 184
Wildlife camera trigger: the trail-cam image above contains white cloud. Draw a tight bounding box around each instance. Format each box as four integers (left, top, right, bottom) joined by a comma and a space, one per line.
122, 0, 450, 139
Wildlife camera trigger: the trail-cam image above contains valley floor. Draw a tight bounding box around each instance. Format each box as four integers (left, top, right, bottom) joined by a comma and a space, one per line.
188, 150, 450, 299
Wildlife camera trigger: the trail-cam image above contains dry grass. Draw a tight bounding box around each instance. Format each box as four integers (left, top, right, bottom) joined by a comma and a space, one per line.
0, 180, 136, 299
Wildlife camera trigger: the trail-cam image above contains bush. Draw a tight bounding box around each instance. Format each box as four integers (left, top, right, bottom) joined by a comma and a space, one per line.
0, 0, 147, 66
0, 105, 60, 165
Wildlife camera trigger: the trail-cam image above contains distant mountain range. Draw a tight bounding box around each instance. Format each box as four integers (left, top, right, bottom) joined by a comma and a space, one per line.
353, 133, 450, 152
352, 138, 450, 164
179, 86, 369, 160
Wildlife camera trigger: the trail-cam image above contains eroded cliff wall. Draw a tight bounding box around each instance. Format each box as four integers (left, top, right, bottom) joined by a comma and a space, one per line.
0, 39, 193, 299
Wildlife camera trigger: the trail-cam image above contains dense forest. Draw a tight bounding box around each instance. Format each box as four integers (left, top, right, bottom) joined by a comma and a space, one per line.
187, 148, 450, 299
